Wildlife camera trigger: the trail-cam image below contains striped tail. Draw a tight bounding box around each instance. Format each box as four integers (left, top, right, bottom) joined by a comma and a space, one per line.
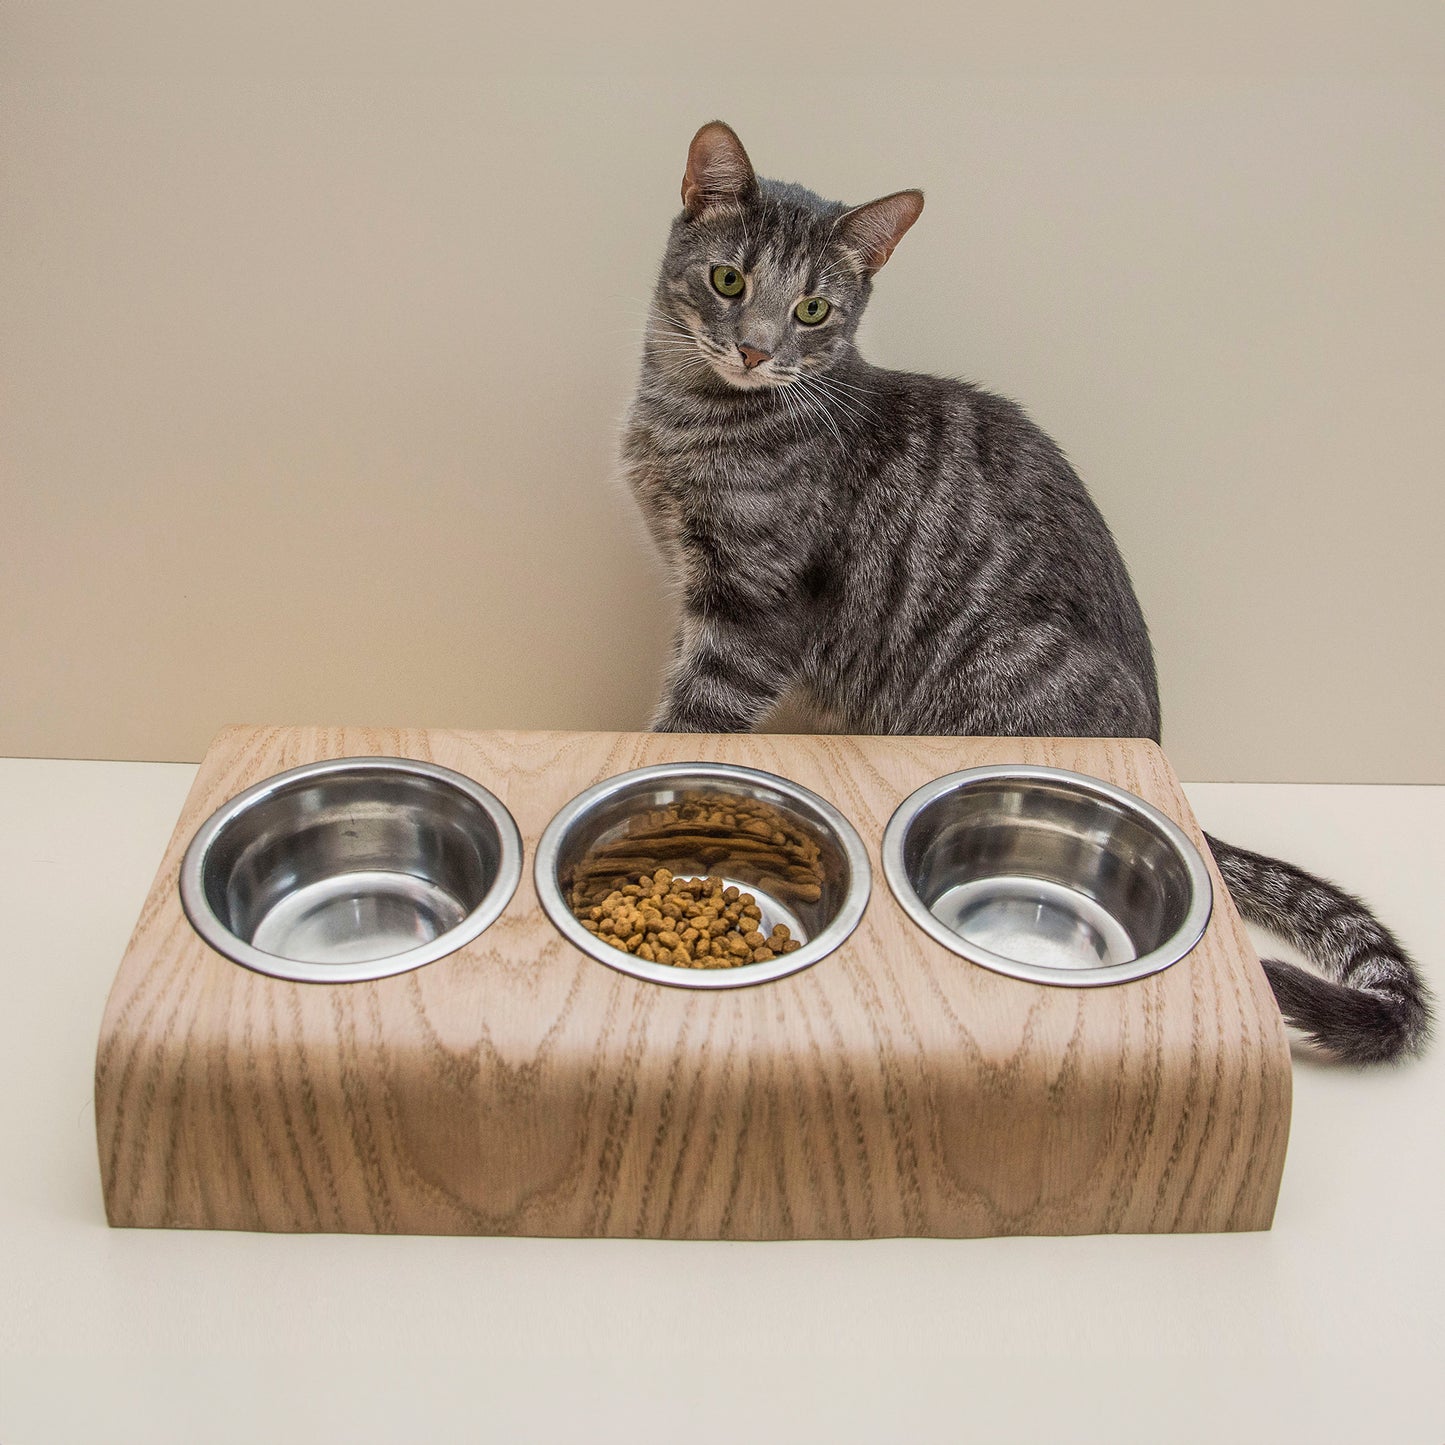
1205, 833, 1433, 1065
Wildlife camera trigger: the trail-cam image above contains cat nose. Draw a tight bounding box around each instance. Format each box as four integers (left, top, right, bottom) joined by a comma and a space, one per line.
738, 344, 772, 370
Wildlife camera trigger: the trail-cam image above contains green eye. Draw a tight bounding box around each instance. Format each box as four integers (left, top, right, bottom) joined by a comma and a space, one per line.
711, 265, 745, 297
795, 296, 831, 325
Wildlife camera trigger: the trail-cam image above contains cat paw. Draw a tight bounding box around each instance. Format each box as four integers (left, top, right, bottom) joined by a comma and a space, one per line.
650, 707, 727, 734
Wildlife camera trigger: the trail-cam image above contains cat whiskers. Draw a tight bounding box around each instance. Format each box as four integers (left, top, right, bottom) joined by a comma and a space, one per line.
770, 378, 811, 446
644, 317, 703, 345
797, 360, 874, 399
785, 374, 867, 437
778, 374, 845, 446
805, 369, 873, 400
794, 372, 875, 431
644, 341, 715, 388
642, 316, 717, 377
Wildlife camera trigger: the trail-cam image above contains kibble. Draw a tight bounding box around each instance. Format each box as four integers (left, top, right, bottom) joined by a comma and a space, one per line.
563, 790, 827, 969
571, 866, 803, 969
566, 791, 826, 911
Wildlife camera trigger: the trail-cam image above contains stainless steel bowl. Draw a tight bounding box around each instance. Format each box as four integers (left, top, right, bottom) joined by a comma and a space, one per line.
881, 764, 1212, 987
180, 757, 522, 983
535, 762, 871, 989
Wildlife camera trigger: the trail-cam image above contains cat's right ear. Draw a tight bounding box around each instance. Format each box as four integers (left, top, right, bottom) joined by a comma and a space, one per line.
682, 121, 758, 217
837, 189, 925, 275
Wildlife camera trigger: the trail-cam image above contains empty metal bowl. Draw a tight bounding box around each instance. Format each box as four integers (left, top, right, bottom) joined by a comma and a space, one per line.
180, 757, 522, 983
535, 762, 870, 989
882, 764, 1212, 987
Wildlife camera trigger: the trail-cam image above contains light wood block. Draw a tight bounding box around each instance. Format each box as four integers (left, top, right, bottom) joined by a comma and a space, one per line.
95, 726, 1292, 1237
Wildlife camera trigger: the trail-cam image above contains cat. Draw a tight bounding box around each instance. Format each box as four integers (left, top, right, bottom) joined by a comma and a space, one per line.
620, 120, 1432, 1065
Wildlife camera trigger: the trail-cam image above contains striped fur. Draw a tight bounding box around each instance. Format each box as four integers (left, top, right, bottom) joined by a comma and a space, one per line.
621, 122, 1432, 1064
1206, 835, 1431, 1063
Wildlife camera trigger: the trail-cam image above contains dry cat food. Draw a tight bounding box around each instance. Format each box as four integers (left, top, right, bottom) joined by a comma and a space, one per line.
566, 789, 826, 915
575, 868, 802, 968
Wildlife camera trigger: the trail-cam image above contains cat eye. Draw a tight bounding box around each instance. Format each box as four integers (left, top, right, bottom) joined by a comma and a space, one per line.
795, 296, 831, 325
711, 265, 745, 297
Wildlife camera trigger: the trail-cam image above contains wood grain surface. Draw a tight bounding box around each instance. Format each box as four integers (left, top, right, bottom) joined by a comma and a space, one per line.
95, 727, 1292, 1238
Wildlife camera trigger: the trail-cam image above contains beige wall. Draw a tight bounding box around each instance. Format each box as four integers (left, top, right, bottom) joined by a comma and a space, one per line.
3, 3, 1442, 780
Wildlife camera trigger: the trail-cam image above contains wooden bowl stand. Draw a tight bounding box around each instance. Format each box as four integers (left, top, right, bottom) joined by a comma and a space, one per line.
95, 726, 1291, 1238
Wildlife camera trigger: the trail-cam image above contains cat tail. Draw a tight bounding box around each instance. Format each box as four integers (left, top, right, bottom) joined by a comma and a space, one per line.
1204, 833, 1432, 1065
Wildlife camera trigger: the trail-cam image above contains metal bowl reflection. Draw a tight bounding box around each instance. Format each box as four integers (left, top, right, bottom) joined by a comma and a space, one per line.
881, 764, 1212, 987
180, 757, 522, 983
535, 762, 870, 989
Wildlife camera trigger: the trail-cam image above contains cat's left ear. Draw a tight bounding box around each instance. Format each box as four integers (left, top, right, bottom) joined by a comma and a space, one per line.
682, 121, 758, 217
837, 190, 925, 275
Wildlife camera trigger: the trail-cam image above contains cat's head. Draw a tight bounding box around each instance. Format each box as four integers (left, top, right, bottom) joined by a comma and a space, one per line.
648, 122, 923, 392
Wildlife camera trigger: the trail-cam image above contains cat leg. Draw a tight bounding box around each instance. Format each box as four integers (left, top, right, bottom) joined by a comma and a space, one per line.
651, 610, 796, 733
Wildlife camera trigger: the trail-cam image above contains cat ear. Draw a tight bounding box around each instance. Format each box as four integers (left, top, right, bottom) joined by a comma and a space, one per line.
682, 121, 758, 217
836, 189, 925, 274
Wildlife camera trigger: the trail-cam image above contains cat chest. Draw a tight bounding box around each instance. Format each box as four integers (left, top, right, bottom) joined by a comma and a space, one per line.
679, 487, 787, 540
654, 477, 812, 572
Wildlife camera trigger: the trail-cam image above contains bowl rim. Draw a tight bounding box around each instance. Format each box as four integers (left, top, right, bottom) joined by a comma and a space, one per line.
179, 755, 523, 984
880, 762, 1214, 988
533, 760, 872, 990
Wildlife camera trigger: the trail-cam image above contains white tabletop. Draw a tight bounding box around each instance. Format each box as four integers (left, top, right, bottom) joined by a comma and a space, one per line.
2, 759, 1440, 1444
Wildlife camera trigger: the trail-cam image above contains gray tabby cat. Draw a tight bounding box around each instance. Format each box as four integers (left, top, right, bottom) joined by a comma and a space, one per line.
621, 120, 1432, 1064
